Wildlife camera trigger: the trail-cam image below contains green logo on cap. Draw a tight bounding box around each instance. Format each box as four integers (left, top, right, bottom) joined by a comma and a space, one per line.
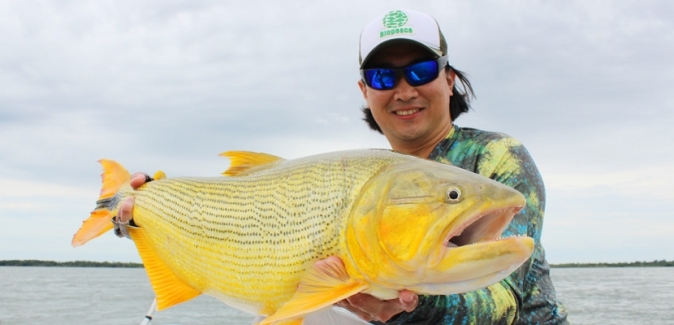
382, 10, 408, 28
379, 10, 414, 38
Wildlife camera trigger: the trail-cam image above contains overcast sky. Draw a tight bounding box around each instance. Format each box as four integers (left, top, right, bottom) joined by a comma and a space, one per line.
1, 0, 672, 264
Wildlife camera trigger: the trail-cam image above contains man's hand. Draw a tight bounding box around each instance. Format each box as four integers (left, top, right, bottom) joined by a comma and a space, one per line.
309, 257, 419, 322
336, 290, 418, 322
117, 173, 151, 223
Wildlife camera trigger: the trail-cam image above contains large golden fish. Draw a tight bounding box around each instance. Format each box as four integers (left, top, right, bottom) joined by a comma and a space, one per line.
72, 149, 534, 325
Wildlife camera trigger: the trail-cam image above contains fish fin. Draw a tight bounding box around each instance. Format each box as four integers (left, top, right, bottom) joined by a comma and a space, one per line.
153, 170, 167, 180
260, 319, 304, 325
71, 210, 114, 247
98, 159, 131, 199
129, 226, 201, 310
72, 159, 131, 247
220, 151, 283, 176
258, 257, 368, 325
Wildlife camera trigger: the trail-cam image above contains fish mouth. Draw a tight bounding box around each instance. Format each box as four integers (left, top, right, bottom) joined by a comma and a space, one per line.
442, 205, 524, 249
419, 200, 533, 287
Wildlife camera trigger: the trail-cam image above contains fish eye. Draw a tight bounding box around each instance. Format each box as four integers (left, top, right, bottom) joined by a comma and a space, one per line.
446, 187, 461, 202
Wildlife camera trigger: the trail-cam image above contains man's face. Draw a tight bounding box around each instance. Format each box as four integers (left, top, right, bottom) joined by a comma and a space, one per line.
358, 43, 455, 150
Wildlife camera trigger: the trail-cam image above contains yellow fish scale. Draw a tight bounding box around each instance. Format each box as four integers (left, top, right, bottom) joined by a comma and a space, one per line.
126, 150, 410, 314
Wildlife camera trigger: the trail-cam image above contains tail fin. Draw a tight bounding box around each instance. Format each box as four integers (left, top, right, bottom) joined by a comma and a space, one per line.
72, 159, 131, 247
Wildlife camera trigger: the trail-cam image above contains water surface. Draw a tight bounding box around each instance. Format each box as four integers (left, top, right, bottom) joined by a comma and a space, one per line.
1, 266, 672, 324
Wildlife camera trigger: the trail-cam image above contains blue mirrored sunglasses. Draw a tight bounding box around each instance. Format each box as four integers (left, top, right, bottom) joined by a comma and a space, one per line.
360, 56, 449, 90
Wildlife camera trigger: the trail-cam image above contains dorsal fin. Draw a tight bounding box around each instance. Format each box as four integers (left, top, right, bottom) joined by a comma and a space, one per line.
153, 170, 167, 180
220, 151, 283, 176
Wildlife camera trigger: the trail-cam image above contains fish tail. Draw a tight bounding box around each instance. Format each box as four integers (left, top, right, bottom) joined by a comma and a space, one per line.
71, 159, 131, 247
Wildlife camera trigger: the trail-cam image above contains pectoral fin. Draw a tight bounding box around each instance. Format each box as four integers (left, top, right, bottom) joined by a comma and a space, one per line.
258, 257, 368, 325
265, 320, 304, 325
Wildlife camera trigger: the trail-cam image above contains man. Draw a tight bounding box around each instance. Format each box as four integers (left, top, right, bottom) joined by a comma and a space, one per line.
117, 9, 568, 324
331, 9, 569, 324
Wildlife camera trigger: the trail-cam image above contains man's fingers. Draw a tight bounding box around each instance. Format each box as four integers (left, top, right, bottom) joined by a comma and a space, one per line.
130, 173, 149, 189
399, 290, 419, 312
117, 197, 135, 223
343, 291, 419, 322
336, 299, 375, 322
345, 293, 393, 322
345, 292, 382, 313
374, 296, 413, 322
115, 172, 147, 238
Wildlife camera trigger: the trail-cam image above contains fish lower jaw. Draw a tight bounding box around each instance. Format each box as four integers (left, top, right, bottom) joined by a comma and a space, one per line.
407, 268, 521, 296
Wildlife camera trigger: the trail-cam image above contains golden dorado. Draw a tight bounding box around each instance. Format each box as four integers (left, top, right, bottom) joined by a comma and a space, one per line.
72, 149, 534, 325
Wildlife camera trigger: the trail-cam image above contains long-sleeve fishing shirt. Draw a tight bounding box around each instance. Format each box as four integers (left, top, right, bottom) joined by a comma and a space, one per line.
376, 125, 569, 325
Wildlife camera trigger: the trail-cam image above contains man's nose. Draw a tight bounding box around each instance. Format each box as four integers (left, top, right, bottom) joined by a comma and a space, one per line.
393, 77, 419, 102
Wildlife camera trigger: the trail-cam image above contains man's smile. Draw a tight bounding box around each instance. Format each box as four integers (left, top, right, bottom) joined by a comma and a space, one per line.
394, 107, 424, 117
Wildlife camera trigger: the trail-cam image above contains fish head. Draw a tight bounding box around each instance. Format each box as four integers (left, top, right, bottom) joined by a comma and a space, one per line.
346, 158, 534, 296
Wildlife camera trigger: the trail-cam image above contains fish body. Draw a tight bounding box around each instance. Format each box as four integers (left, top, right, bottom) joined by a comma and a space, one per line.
73, 149, 534, 324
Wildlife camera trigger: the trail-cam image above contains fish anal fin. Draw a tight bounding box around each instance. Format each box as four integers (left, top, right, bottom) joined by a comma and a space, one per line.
71, 210, 113, 247
258, 257, 368, 325
128, 227, 201, 310
220, 151, 283, 176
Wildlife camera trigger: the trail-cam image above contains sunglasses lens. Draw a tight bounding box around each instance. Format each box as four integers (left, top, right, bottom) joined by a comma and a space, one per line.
405, 60, 439, 86
362, 57, 444, 90
365, 69, 396, 90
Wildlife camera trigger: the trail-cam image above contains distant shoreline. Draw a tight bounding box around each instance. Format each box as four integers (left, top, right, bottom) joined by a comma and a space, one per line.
550, 260, 674, 268
0, 260, 143, 268
1, 259, 673, 268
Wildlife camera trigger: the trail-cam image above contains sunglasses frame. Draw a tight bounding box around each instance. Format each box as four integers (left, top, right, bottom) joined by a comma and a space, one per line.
360, 55, 449, 90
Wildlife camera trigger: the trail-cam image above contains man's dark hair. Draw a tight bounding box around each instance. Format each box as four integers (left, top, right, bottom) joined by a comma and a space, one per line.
361, 66, 475, 134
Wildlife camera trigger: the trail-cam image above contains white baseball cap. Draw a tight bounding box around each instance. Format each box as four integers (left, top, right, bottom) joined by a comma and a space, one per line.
359, 9, 448, 68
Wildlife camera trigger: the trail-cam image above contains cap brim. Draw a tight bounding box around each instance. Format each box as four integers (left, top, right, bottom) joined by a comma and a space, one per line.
360, 38, 443, 68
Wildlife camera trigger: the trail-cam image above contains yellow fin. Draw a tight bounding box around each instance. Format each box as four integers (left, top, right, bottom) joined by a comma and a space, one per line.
265, 319, 304, 325
71, 210, 114, 247
220, 151, 283, 176
258, 257, 368, 325
128, 227, 201, 310
72, 159, 131, 247
98, 159, 131, 199
153, 170, 167, 180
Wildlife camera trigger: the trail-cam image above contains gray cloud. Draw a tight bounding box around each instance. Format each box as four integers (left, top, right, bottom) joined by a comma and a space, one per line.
0, 0, 672, 263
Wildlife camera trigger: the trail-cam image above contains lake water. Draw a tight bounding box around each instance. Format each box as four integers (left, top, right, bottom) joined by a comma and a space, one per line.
1, 267, 672, 324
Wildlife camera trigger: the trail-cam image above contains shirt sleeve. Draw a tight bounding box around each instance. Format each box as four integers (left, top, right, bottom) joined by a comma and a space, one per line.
378, 280, 520, 325
375, 135, 568, 325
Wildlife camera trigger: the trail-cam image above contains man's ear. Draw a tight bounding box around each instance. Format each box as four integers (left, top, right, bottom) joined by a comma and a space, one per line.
446, 69, 456, 96
358, 79, 368, 100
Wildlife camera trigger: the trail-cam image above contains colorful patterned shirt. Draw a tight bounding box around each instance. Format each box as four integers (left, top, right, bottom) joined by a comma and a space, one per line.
375, 125, 568, 325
